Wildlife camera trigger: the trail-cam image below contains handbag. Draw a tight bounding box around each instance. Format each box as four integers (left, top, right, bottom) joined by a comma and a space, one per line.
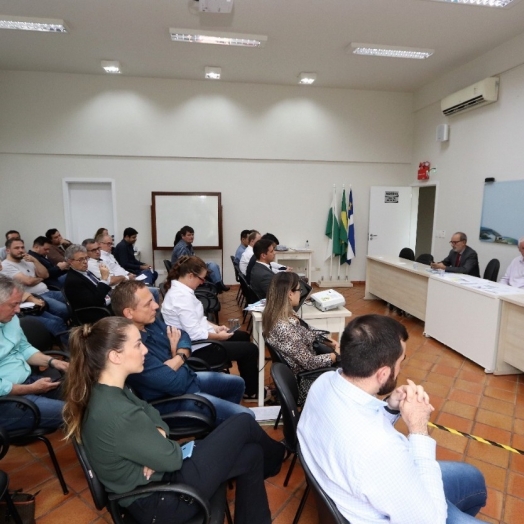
298, 318, 335, 355
0, 490, 37, 524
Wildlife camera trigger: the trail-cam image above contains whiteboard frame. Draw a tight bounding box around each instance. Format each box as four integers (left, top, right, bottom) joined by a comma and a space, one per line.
151, 192, 222, 250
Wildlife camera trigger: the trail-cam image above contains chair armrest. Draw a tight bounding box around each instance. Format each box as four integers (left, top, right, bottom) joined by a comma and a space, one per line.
150, 393, 217, 420
0, 396, 40, 434
297, 367, 336, 380
186, 356, 211, 371
189, 341, 230, 372
107, 482, 210, 521
42, 350, 70, 360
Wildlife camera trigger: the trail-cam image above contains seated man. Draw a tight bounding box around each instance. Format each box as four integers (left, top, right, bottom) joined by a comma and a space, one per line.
431, 232, 480, 277
45, 229, 73, 266
1, 238, 69, 320
500, 237, 524, 288
63, 244, 112, 322
250, 238, 277, 299
234, 229, 251, 264
239, 230, 261, 275
246, 233, 290, 282
298, 314, 486, 523
0, 276, 69, 432
83, 238, 126, 288
113, 227, 157, 285
171, 225, 230, 292
28, 236, 69, 289
96, 233, 160, 302
111, 280, 253, 425
0, 230, 20, 261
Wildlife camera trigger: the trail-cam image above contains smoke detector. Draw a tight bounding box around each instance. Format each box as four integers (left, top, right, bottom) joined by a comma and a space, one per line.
199, 0, 234, 13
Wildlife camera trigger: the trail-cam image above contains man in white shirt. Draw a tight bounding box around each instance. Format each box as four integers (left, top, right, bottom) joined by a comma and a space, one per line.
298, 314, 486, 524
95, 234, 159, 302
239, 230, 261, 275
500, 237, 524, 288
0, 238, 69, 321
83, 238, 126, 288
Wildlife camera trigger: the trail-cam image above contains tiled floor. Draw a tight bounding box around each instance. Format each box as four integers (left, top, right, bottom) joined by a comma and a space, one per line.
3, 284, 524, 523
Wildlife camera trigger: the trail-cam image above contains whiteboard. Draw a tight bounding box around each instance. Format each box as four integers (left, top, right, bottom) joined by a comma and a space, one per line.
152, 192, 222, 249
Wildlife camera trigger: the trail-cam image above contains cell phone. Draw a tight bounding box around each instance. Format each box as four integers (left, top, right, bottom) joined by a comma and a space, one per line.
227, 326, 240, 334
181, 440, 195, 460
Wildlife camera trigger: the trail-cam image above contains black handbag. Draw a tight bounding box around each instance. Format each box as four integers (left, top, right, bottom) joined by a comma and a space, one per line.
0, 490, 37, 524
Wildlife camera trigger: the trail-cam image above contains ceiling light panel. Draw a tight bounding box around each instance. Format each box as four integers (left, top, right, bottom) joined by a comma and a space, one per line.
350, 43, 434, 59
426, 0, 518, 8
298, 73, 317, 85
170, 28, 267, 48
0, 15, 67, 33
101, 60, 121, 74
205, 66, 221, 80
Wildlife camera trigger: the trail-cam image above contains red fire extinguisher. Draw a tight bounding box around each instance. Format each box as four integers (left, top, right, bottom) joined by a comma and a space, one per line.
418, 161, 430, 181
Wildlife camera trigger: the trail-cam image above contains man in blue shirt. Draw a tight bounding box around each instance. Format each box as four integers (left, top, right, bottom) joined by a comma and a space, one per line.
234, 230, 251, 264
111, 280, 253, 426
0, 275, 69, 432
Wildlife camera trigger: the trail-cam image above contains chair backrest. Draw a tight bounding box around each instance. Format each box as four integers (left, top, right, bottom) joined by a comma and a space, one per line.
0, 426, 10, 461
72, 439, 109, 511
265, 340, 286, 365
398, 248, 415, 261
163, 259, 173, 272
483, 258, 500, 282
298, 447, 350, 524
19, 316, 54, 352
415, 253, 434, 265
230, 256, 241, 283
237, 271, 259, 305
270, 363, 300, 452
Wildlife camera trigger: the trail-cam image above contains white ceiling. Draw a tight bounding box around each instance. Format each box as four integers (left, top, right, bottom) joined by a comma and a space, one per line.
2, 0, 524, 92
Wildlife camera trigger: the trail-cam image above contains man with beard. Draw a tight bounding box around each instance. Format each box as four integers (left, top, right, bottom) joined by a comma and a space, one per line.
298, 314, 486, 524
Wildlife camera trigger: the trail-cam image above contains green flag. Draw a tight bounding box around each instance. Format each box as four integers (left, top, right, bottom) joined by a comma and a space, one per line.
325, 194, 341, 258
338, 190, 348, 264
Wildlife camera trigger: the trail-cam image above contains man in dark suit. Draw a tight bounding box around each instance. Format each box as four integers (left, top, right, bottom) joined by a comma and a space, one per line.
431, 232, 480, 277
250, 238, 278, 299
63, 244, 112, 322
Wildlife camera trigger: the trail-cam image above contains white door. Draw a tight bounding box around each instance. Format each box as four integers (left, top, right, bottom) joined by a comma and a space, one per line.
368, 186, 416, 256
63, 180, 117, 243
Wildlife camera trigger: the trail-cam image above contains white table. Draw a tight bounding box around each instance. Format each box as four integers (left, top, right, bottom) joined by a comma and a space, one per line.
274, 249, 313, 283
497, 293, 524, 374
424, 274, 524, 373
365, 255, 431, 321
251, 304, 352, 406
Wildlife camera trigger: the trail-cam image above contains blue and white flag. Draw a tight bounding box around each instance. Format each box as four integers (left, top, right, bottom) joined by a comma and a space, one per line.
346, 189, 355, 264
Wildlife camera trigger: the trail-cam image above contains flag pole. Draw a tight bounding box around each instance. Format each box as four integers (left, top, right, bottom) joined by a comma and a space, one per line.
330, 184, 336, 280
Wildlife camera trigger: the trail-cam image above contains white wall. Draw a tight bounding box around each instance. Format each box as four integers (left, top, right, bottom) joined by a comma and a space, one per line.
413, 37, 524, 276
0, 71, 414, 283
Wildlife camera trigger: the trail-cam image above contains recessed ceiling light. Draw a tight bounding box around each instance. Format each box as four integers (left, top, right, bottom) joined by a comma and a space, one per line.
350, 43, 434, 60
426, 0, 517, 8
170, 28, 267, 48
205, 66, 221, 80
101, 60, 121, 74
298, 73, 317, 85
0, 15, 67, 33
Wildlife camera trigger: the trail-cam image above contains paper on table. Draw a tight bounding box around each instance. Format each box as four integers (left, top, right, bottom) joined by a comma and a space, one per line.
20, 302, 35, 309
135, 274, 147, 281
251, 406, 281, 422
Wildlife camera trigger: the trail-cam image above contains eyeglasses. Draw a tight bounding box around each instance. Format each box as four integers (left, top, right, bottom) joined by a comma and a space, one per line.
87, 247, 100, 252
292, 288, 301, 293
72, 257, 88, 263
449, 240, 464, 245
99, 241, 113, 245
193, 273, 206, 284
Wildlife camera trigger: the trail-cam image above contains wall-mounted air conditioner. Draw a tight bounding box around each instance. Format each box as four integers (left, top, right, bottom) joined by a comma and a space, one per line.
441, 77, 499, 117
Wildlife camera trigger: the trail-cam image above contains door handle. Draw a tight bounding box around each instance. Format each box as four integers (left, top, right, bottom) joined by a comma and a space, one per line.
369, 234, 378, 240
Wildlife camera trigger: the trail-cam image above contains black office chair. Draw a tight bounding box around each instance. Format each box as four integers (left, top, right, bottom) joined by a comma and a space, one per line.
0, 397, 68, 495
270, 363, 302, 488
0, 427, 23, 524
398, 248, 415, 261
194, 288, 221, 324
19, 316, 69, 353
415, 253, 434, 265
297, 446, 350, 524
186, 340, 232, 374
163, 259, 173, 272
230, 256, 243, 305
483, 258, 500, 282
73, 439, 231, 524
61, 289, 112, 325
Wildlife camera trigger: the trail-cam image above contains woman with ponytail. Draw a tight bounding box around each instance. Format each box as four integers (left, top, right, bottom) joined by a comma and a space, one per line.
63, 317, 284, 524
161, 256, 266, 401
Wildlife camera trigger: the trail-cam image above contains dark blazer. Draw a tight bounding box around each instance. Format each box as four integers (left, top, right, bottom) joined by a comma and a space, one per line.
64, 270, 112, 322
28, 250, 67, 288
114, 240, 142, 274
250, 262, 276, 299
441, 245, 480, 277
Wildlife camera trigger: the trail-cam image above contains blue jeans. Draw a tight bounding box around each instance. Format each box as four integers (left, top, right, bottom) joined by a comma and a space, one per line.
40, 290, 69, 320
148, 286, 160, 303
138, 269, 158, 285
439, 461, 486, 523
154, 372, 254, 427
35, 312, 70, 347
0, 375, 64, 432
206, 262, 222, 284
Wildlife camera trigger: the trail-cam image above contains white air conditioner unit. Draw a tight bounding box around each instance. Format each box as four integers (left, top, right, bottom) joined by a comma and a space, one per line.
441, 77, 499, 117
199, 0, 233, 13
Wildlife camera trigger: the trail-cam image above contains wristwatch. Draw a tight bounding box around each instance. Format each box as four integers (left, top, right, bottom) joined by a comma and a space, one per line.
48, 358, 55, 369
176, 352, 188, 363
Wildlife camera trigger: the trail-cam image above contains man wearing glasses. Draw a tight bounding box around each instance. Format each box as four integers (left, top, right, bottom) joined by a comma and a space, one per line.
83, 238, 126, 288
431, 232, 480, 277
